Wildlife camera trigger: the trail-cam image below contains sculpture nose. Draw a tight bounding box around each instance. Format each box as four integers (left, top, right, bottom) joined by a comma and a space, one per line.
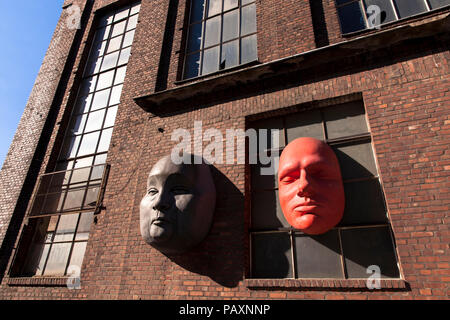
297, 169, 312, 196
153, 190, 170, 211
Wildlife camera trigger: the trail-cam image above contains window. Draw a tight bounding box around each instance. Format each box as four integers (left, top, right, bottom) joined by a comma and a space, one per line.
249, 100, 401, 280
10, 3, 141, 278
183, 0, 257, 79
336, 0, 450, 34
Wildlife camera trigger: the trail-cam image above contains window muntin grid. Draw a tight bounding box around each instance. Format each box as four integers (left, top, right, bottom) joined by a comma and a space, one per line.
183, 0, 257, 79
17, 3, 141, 278
335, 0, 450, 34
249, 101, 401, 280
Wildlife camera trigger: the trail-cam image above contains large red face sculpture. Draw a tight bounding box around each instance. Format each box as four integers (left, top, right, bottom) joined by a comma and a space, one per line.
278, 137, 345, 235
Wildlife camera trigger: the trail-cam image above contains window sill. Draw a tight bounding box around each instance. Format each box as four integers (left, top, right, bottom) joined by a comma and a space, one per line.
244, 278, 407, 290
6, 276, 70, 287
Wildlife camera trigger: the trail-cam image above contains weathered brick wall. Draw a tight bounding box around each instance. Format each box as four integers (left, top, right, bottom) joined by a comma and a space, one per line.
0, 0, 448, 300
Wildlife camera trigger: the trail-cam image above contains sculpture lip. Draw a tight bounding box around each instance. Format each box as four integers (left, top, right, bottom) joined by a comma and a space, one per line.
151, 213, 174, 225
293, 204, 318, 214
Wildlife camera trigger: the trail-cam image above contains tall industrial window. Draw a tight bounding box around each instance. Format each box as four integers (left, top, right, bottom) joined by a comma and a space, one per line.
336, 0, 450, 34
249, 100, 401, 279
10, 3, 141, 278
183, 0, 257, 79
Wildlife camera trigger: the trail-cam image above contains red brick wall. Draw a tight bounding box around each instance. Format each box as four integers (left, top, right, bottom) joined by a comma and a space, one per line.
0, 0, 448, 300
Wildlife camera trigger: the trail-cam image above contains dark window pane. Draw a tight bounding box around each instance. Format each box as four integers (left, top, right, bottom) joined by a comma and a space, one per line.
333, 142, 378, 180
341, 226, 400, 278
285, 109, 324, 142
340, 179, 388, 225
68, 114, 87, 135
241, 34, 257, 64
74, 94, 92, 115
363, 0, 396, 26
241, 4, 256, 36
223, 9, 239, 42
323, 101, 368, 139
184, 52, 201, 79
187, 22, 203, 53
43, 243, 72, 275
251, 190, 290, 229
91, 88, 111, 111
61, 135, 81, 159
251, 162, 278, 190
337, 2, 366, 34
97, 128, 114, 153
191, 0, 206, 22
207, 0, 222, 17
253, 117, 285, 149
77, 131, 100, 157
394, 0, 428, 18
204, 16, 221, 47
224, 0, 238, 11
79, 76, 97, 96
429, 0, 450, 9
252, 232, 293, 278
295, 230, 344, 278
41, 193, 64, 214
221, 40, 239, 69
202, 46, 220, 74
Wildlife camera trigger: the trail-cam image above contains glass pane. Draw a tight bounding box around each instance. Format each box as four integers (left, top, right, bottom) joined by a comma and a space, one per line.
208, 0, 222, 17
98, 15, 114, 28
122, 30, 136, 48
41, 193, 64, 214
242, 0, 254, 4
91, 88, 111, 111
204, 16, 221, 47
63, 189, 86, 211
96, 70, 115, 90
224, 0, 238, 11
84, 109, 106, 133
429, 0, 450, 9
202, 46, 220, 75
333, 142, 378, 180
79, 76, 97, 96
94, 153, 108, 165
241, 4, 256, 36
118, 47, 131, 65
295, 230, 344, 278
191, 0, 206, 22
70, 167, 91, 185
111, 20, 127, 37
84, 186, 100, 208
363, 0, 396, 26
221, 40, 238, 69
126, 14, 138, 31
114, 66, 127, 85
241, 34, 257, 64
73, 156, 94, 169
109, 85, 123, 106
223, 9, 239, 42
285, 110, 324, 142
91, 163, 106, 180
101, 51, 120, 71
252, 232, 293, 278
74, 94, 92, 115
54, 213, 78, 242
342, 226, 400, 278
77, 131, 101, 157
114, 7, 130, 22
94, 26, 110, 42
184, 52, 201, 79
187, 22, 203, 53
84, 56, 102, 76
394, 0, 427, 18
43, 243, 72, 275
323, 101, 368, 139
68, 242, 88, 269
251, 190, 290, 229
251, 162, 278, 190
97, 128, 113, 153
35, 243, 51, 276
107, 35, 123, 53
130, 3, 141, 15
61, 135, 81, 159
338, 2, 366, 34
104, 106, 118, 128
68, 114, 87, 135
340, 179, 387, 225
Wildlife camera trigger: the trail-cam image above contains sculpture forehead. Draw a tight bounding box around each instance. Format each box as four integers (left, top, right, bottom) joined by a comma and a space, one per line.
148, 156, 195, 183
280, 137, 336, 165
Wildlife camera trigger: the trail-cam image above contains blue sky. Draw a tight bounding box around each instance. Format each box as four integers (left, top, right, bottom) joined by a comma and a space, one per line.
0, 0, 64, 168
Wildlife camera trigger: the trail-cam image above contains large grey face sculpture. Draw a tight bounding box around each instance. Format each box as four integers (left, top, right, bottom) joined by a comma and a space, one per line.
140, 155, 216, 254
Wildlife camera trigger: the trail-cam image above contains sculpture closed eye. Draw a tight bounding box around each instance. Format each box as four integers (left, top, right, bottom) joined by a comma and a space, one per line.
140, 155, 216, 254
278, 137, 345, 235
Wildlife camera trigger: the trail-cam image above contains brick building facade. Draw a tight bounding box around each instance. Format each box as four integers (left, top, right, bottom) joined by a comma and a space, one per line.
0, 0, 448, 299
